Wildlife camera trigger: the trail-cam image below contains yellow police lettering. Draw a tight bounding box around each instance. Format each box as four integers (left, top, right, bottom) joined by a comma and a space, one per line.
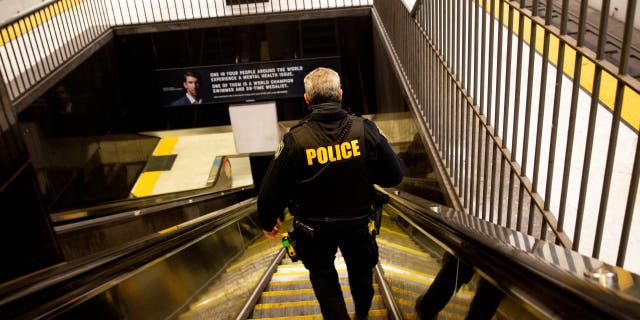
333, 145, 342, 160
306, 149, 316, 165
305, 139, 361, 165
327, 145, 337, 162
340, 142, 352, 159
351, 140, 361, 156
317, 147, 328, 164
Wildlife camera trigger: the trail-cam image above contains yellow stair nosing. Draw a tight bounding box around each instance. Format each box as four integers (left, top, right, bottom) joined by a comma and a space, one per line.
376, 239, 430, 257
249, 308, 387, 320
253, 295, 383, 310
261, 284, 381, 297
268, 276, 350, 286
379, 226, 411, 238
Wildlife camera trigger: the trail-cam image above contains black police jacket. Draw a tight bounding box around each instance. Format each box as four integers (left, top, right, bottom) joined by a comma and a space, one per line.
258, 102, 404, 231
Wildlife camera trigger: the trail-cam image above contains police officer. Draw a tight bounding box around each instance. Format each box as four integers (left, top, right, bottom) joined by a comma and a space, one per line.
258, 67, 404, 320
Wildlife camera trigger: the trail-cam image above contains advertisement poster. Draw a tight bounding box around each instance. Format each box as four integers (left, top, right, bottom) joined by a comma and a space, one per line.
156, 57, 341, 107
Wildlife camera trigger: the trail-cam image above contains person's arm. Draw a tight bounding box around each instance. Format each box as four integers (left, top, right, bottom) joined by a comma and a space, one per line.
365, 120, 404, 187
258, 134, 295, 238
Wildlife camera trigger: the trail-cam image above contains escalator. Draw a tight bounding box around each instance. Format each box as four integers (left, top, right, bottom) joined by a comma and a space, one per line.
1, 188, 639, 319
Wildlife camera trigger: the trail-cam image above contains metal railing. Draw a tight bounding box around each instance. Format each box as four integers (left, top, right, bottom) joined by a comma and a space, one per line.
2, 0, 639, 273
0, 0, 372, 104
373, 0, 640, 272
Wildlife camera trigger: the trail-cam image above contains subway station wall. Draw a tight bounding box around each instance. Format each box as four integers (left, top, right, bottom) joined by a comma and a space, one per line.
16, 16, 376, 211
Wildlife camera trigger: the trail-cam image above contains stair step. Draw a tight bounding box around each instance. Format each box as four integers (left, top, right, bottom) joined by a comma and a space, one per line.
260, 284, 381, 303
266, 277, 351, 291
249, 308, 388, 320
251, 295, 385, 318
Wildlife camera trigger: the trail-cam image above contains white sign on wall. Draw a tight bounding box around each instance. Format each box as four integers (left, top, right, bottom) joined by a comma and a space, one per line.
228, 101, 279, 154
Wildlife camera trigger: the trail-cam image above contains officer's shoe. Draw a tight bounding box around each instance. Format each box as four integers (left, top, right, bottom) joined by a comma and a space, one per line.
353, 315, 368, 320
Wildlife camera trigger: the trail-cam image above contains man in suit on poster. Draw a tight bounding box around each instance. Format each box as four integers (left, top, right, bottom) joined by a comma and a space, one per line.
170, 71, 202, 106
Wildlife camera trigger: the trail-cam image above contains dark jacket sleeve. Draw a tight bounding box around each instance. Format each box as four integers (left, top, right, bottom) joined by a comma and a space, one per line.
364, 119, 404, 187
257, 133, 295, 231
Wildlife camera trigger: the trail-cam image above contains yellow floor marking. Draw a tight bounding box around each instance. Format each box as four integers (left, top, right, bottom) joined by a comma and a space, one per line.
153, 137, 178, 155
277, 263, 346, 270
377, 239, 430, 257
131, 171, 161, 197
130, 137, 178, 197
379, 226, 410, 238
254, 295, 382, 310
482, 0, 640, 130
262, 288, 319, 296
1, 0, 86, 46
4, 0, 639, 129
268, 276, 350, 288
250, 309, 387, 320
262, 284, 379, 297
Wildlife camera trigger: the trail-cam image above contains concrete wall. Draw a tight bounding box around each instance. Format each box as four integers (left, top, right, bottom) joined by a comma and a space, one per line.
0, 0, 46, 24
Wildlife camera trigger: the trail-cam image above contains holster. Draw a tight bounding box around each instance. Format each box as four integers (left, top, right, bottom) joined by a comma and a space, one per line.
371, 190, 389, 235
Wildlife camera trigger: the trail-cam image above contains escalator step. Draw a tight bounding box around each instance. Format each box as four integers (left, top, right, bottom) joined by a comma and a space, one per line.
251, 295, 385, 318
259, 284, 381, 303
266, 277, 351, 291
382, 263, 436, 285
249, 308, 388, 319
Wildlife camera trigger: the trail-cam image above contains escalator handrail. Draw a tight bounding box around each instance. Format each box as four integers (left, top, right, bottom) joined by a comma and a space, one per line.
380, 187, 640, 319
53, 185, 252, 234
0, 197, 258, 318
49, 155, 239, 226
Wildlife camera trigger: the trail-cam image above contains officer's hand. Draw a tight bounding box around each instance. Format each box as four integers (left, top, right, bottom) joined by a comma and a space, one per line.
263, 221, 281, 240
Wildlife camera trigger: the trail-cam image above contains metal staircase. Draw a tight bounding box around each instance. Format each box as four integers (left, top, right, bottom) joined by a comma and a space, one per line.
249, 256, 387, 319
376, 213, 475, 320
179, 210, 478, 320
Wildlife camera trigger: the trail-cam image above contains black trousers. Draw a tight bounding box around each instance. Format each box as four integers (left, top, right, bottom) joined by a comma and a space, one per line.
297, 218, 379, 320
415, 252, 503, 320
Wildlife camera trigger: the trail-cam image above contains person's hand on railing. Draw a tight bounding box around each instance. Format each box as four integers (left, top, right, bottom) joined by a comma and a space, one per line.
263, 220, 281, 239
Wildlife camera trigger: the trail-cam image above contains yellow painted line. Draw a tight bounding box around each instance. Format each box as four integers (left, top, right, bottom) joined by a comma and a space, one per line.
391, 286, 420, 298
384, 268, 435, 284
153, 137, 178, 156
131, 137, 178, 197
268, 277, 349, 287
1, 0, 86, 46
379, 226, 410, 238
485, 0, 640, 129
250, 309, 387, 320
377, 239, 430, 257
254, 295, 383, 310
261, 288, 317, 296
390, 285, 474, 299
131, 171, 161, 197
277, 263, 346, 271
262, 284, 379, 297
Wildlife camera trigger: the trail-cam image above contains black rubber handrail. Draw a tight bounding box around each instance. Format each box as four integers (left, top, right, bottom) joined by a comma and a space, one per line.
50, 155, 238, 226
380, 187, 640, 319
0, 197, 257, 319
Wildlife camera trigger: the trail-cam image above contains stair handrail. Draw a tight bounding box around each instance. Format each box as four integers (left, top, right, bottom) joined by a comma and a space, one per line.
379, 186, 640, 319
0, 197, 258, 319
235, 248, 287, 320
50, 155, 243, 227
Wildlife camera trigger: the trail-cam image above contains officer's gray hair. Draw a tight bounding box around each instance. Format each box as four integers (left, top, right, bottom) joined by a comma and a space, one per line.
303, 67, 341, 105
